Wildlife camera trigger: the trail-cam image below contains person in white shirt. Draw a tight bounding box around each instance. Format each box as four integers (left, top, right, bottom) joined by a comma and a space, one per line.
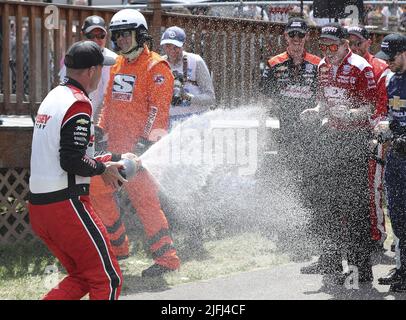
160, 26, 216, 128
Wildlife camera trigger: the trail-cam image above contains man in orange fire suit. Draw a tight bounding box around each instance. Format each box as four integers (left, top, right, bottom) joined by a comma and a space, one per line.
90, 9, 180, 277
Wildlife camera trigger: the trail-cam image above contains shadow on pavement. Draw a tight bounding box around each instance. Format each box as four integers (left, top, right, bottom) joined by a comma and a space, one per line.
121, 273, 172, 296
304, 275, 406, 300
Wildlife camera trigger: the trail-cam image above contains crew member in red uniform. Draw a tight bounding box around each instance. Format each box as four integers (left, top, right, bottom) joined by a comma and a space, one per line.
29, 41, 127, 300
347, 26, 390, 248
300, 24, 376, 283
91, 9, 181, 277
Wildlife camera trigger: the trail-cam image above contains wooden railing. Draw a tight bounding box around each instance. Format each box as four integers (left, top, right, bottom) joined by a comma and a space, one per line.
1, 1, 392, 115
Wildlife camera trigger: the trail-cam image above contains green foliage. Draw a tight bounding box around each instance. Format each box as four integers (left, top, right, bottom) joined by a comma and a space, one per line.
0, 241, 57, 279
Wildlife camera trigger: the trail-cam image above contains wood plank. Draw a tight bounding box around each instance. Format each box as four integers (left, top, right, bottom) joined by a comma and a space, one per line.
224, 26, 234, 108
240, 30, 248, 105
66, 9, 73, 50
234, 30, 242, 107
246, 27, 254, 104
53, 22, 62, 88
1, 3, 11, 113
15, 4, 24, 110
210, 29, 220, 108
218, 30, 227, 106
41, 9, 50, 100
29, 6, 37, 110
194, 20, 202, 56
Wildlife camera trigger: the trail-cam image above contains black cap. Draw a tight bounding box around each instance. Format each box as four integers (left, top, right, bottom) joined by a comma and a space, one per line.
285, 17, 308, 33
320, 23, 348, 41
81, 15, 107, 34
64, 41, 116, 69
376, 33, 406, 60
346, 26, 370, 40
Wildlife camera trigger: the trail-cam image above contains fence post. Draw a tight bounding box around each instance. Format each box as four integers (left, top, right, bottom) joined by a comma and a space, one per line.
147, 0, 162, 50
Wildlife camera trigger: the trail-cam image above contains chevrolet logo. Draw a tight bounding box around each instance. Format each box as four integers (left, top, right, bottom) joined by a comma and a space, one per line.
76, 118, 89, 125
389, 96, 406, 111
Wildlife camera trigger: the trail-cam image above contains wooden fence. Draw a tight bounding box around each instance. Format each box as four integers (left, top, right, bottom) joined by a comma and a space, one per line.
0, 0, 394, 244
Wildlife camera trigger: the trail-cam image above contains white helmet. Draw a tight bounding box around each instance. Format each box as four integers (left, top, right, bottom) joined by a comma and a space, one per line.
109, 9, 151, 55
109, 9, 148, 32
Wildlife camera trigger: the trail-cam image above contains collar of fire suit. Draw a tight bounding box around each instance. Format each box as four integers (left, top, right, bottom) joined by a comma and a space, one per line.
286, 48, 307, 65
364, 51, 373, 62
62, 77, 89, 98
125, 44, 149, 63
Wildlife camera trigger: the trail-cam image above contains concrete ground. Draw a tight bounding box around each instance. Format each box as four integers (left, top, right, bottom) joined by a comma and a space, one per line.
122, 251, 406, 300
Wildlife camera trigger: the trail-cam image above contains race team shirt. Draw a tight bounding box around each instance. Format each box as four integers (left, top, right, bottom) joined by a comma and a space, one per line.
386, 71, 406, 135
260, 51, 321, 140
318, 50, 377, 131
29, 78, 120, 204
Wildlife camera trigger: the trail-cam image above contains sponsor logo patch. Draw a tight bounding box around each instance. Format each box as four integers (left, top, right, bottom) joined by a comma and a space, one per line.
76, 118, 89, 125
35, 114, 52, 129
322, 26, 338, 33
305, 64, 314, 73
276, 65, 288, 72
153, 74, 165, 84
112, 74, 136, 101
75, 126, 88, 132
365, 71, 374, 79
342, 65, 351, 75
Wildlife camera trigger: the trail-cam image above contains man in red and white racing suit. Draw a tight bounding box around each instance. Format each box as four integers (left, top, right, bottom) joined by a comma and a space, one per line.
28, 41, 131, 300
300, 24, 376, 283
347, 26, 390, 247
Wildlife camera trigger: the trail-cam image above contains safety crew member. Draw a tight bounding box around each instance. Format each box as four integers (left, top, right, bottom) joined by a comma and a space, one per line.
160, 26, 216, 128
300, 23, 376, 283
91, 9, 181, 277
29, 41, 127, 300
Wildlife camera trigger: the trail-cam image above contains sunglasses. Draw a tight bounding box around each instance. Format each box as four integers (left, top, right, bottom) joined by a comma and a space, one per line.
349, 40, 362, 47
319, 43, 339, 52
111, 30, 132, 41
287, 31, 306, 39
85, 33, 106, 40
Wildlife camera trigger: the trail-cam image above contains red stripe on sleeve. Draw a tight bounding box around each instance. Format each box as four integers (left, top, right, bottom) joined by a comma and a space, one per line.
62, 101, 92, 127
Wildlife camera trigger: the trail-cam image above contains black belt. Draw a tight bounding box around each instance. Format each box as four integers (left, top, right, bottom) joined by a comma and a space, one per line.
29, 184, 90, 205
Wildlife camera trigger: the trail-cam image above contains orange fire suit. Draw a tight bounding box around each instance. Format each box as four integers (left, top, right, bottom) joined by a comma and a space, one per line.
91, 46, 180, 270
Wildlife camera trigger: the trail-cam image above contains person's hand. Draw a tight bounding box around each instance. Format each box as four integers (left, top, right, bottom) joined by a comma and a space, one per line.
172, 92, 193, 106
300, 108, 320, 125
118, 155, 142, 180
182, 92, 193, 103
369, 138, 379, 153
101, 161, 128, 189
134, 137, 154, 156
121, 152, 139, 161
393, 135, 406, 157
329, 105, 351, 121
373, 120, 390, 136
